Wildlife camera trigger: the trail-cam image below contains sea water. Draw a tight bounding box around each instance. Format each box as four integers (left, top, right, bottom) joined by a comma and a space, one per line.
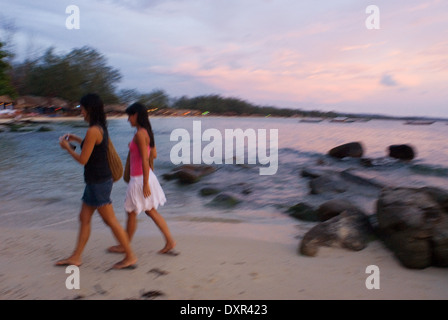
1, 117, 447, 242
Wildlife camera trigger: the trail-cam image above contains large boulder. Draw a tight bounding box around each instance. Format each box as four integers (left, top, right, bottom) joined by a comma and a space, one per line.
376, 187, 448, 269
328, 142, 364, 159
298, 209, 372, 257
388, 144, 416, 161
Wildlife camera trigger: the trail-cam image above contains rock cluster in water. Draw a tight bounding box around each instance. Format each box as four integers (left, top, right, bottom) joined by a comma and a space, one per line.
296, 141, 447, 269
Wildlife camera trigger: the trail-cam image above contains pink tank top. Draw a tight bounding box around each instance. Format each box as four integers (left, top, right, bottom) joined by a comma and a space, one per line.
129, 139, 150, 176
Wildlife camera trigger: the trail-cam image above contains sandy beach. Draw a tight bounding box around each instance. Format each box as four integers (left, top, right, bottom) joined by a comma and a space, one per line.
1, 217, 447, 301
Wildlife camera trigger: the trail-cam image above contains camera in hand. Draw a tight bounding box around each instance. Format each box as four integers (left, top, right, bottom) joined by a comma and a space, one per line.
65, 136, 76, 150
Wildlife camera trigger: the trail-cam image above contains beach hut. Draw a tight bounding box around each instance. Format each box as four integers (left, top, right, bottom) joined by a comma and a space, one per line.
14, 96, 75, 115
14, 96, 47, 110
0, 95, 14, 110
47, 97, 70, 108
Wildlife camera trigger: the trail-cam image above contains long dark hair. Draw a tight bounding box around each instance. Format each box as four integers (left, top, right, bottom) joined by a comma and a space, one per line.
126, 102, 155, 148
80, 93, 107, 129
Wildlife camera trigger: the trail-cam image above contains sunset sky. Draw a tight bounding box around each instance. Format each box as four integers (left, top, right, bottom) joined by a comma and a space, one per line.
1, 0, 448, 117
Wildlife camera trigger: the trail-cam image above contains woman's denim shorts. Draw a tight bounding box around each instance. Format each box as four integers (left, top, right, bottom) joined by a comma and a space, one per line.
82, 178, 113, 207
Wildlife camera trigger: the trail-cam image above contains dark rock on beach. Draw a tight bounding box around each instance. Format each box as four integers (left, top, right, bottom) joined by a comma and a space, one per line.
200, 187, 221, 196
208, 193, 242, 208
286, 202, 318, 222
388, 144, 416, 161
298, 208, 372, 257
376, 187, 448, 269
328, 142, 364, 159
200, 182, 252, 209
162, 164, 216, 184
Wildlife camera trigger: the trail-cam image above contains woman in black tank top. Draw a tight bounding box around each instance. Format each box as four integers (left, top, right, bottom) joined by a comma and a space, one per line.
55, 93, 137, 270
81, 126, 112, 184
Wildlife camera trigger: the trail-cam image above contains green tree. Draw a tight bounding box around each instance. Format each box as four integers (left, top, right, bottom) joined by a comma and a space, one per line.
64, 46, 121, 103
0, 41, 17, 97
137, 89, 169, 109
117, 88, 170, 109
14, 46, 121, 103
117, 88, 141, 104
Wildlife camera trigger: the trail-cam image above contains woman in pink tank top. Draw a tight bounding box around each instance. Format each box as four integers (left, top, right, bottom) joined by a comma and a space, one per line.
129, 139, 149, 177
108, 103, 176, 255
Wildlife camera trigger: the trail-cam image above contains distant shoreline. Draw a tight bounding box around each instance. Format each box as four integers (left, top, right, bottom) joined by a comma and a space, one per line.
0, 114, 278, 124
1, 114, 448, 126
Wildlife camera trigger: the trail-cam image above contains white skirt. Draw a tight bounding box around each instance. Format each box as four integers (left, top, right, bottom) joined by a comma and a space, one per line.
124, 171, 166, 214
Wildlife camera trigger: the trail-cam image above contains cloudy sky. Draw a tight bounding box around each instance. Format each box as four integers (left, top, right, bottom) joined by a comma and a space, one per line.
1, 0, 448, 117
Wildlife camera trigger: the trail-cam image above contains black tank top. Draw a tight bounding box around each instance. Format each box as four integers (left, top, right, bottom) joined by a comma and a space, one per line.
81, 126, 112, 184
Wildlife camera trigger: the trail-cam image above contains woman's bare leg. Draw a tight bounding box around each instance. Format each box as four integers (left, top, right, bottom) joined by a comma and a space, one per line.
55, 203, 95, 266
98, 204, 137, 269
145, 208, 176, 253
108, 211, 138, 253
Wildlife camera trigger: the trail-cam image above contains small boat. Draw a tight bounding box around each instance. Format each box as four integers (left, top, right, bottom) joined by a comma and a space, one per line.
299, 118, 324, 123
404, 120, 435, 125
351, 118, 371, 122
330, 117, 355, 123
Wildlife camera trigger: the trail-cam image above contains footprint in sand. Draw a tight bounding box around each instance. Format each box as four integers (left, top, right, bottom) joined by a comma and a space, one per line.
148, 268, 169, 278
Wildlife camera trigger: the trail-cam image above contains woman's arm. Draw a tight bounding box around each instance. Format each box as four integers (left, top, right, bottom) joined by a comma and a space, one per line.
151, 145, 157, 159
135, 129, 151, 198
149, 145, 157, 171
59, 127, 101, 165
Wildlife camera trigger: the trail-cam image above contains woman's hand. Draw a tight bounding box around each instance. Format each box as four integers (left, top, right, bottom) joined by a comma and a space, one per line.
59, 136, 71, 151
143, 183, 151, 198
63, 133, 82, 144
